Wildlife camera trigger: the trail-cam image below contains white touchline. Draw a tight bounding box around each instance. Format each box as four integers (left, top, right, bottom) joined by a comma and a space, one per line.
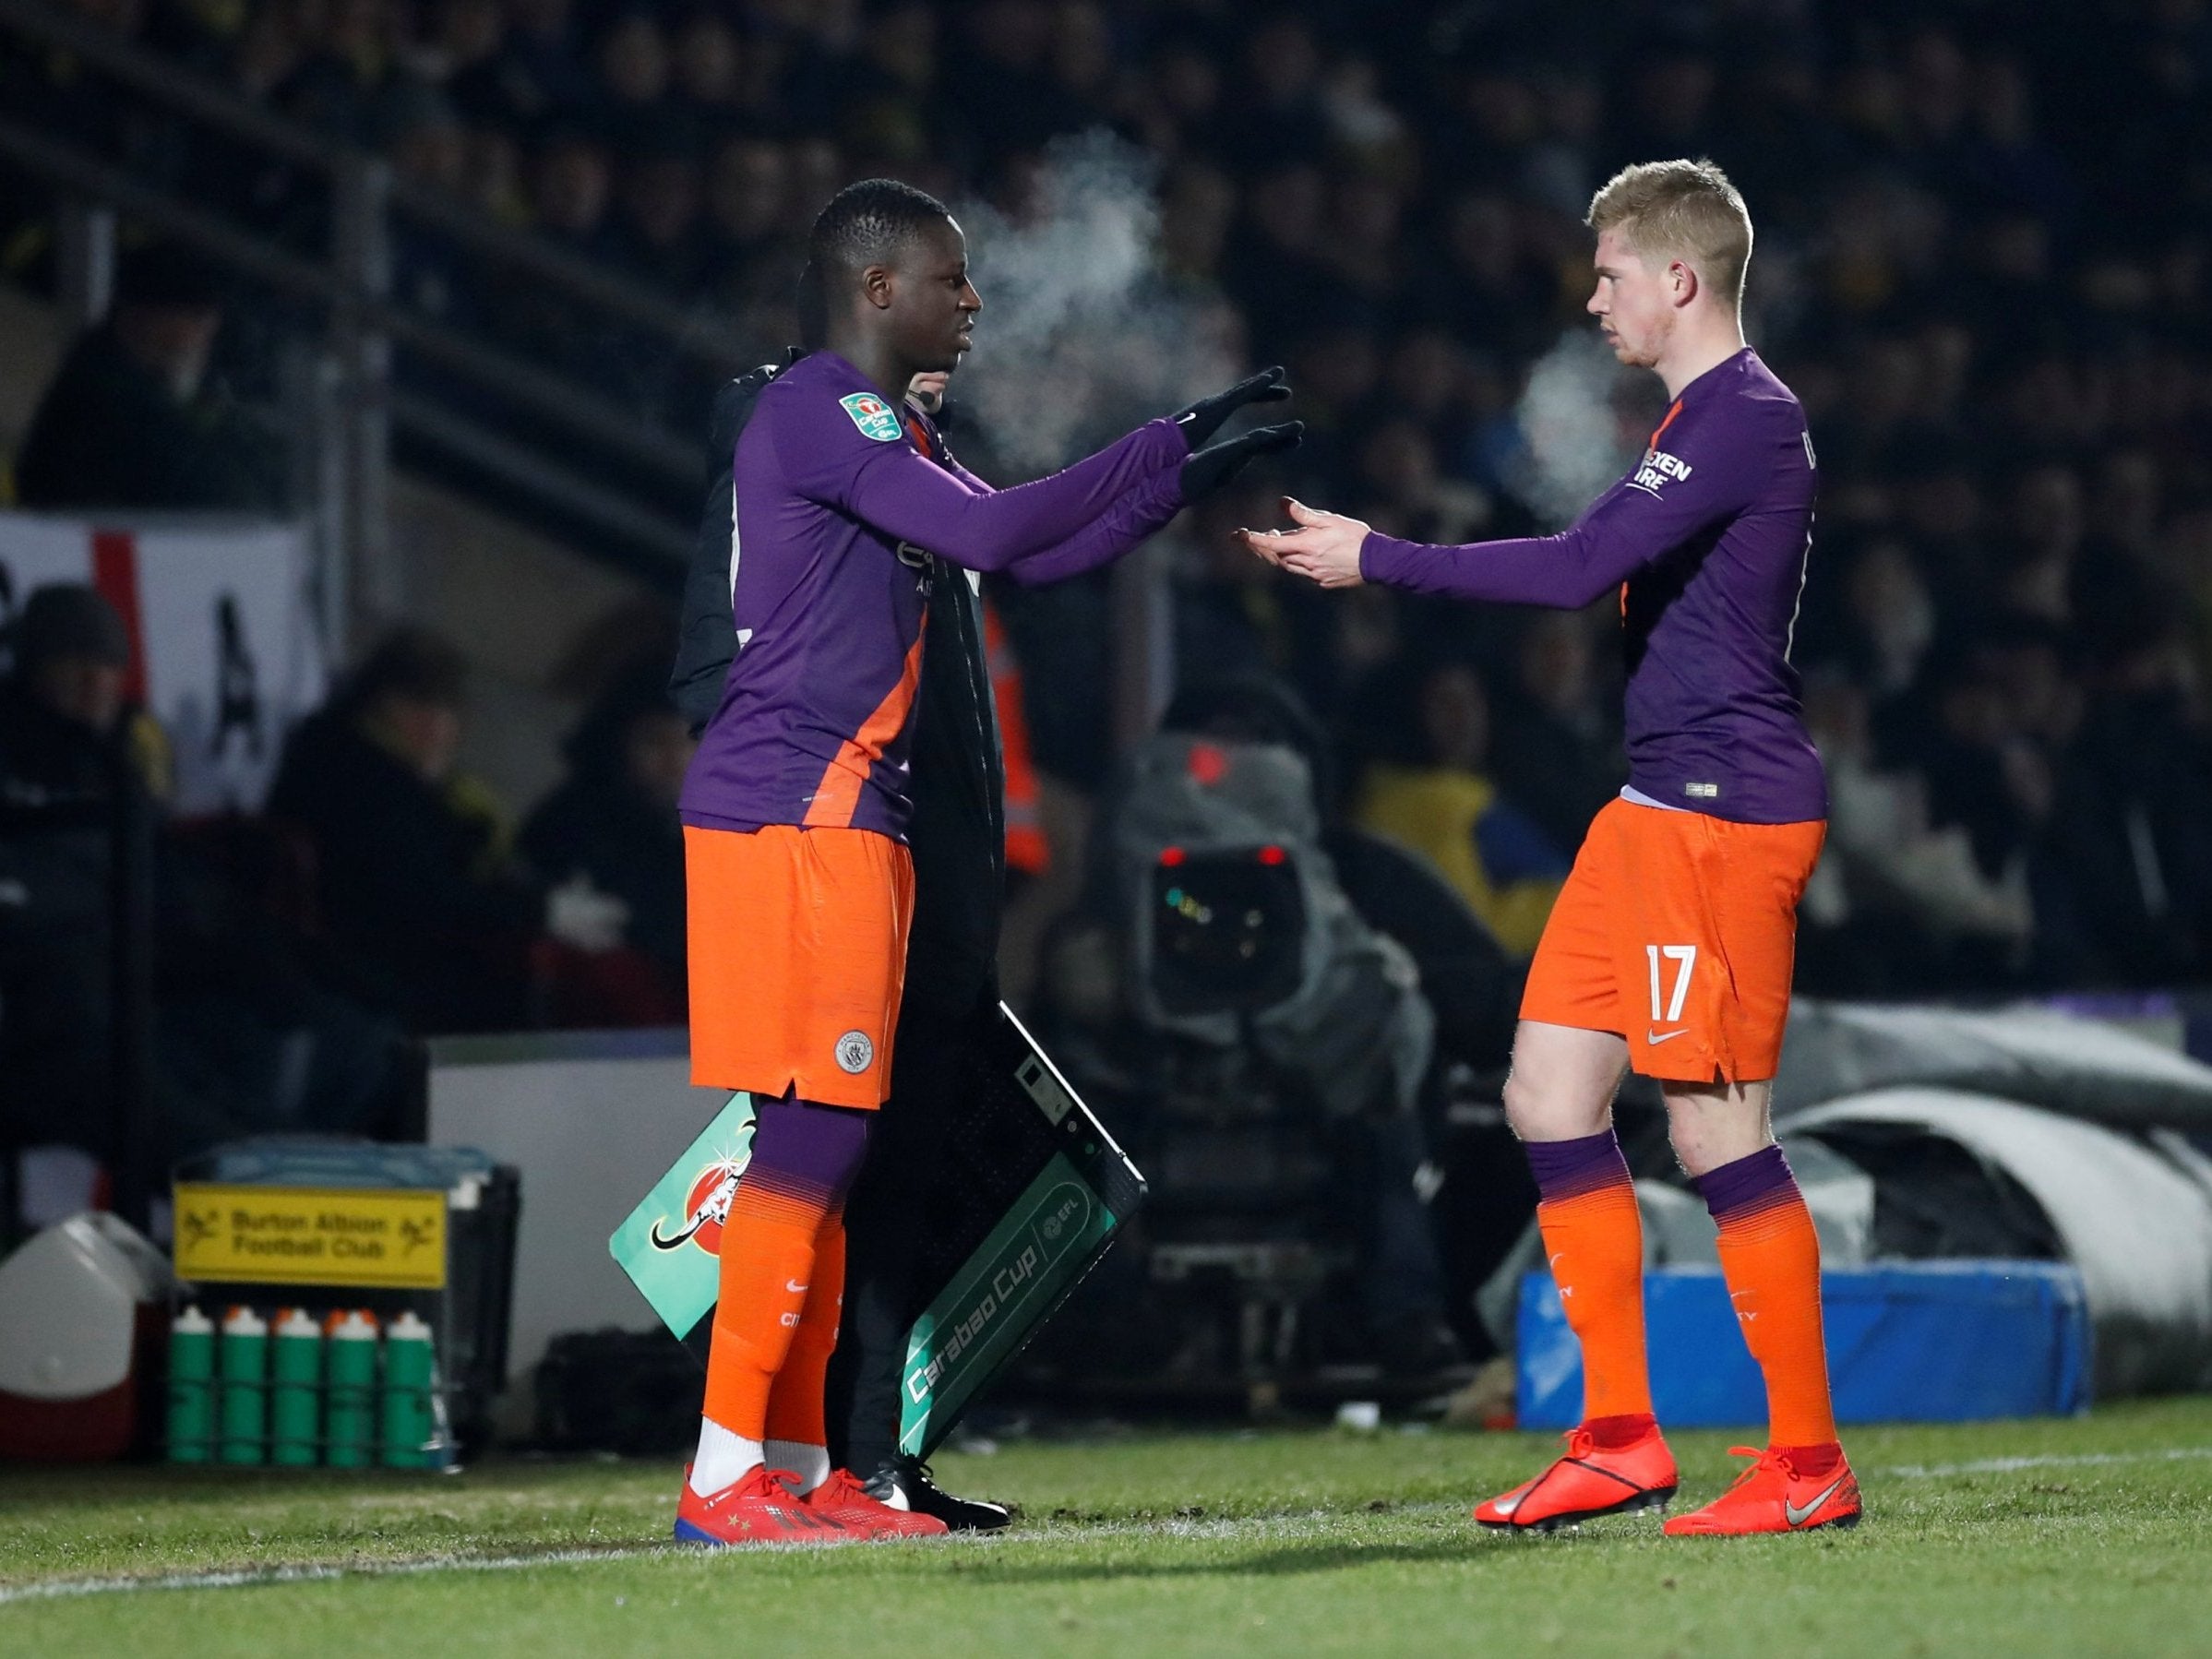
0, 1547, 669, 1605
0, 1506, 1474, 1604
1879, 1446, 2212, 1479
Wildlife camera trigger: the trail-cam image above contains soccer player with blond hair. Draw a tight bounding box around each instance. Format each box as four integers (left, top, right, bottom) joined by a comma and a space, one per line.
1245, 158, 1859, 1536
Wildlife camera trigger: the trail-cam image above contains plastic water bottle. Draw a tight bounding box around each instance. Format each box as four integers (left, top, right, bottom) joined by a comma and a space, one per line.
218, 1306, 269, 1465
165, 1305, 215, 1464
379, 1310, 436, 1469
324, 1309, 378, 1469
270, 1308, 324, 1467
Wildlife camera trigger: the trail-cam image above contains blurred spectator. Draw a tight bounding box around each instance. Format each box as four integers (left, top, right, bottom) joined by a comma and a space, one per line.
940, 0, 1058, 158
700, 135, 794, 309
0, 588, 153, 1164
1798, 668, 2031, 995
667, 9, 749, 133
1350, 419, 1489, 544
271, 0, 394, 144
527, 125, 615, 257
1829, 537, 1940, 704
1225, 163, 1345, 355
266, 627, 624, 1032
587, 7, 674, 153
382, 81, 484, 335
15, 243, 281, 511
1893, 623, 2066, 906
0, 583, 140, 798
1996, 463, 2085, 624
1170, 479, 1309, 690
1354, 661, 1569, 959
451, 0, 592, 130
0, 0, 177, 218
606, 142, 704, 295
1486, 610, 1625, 855
520, 658, 690, 1011
2042, 607, 2212, 985
409, 0, 504, 89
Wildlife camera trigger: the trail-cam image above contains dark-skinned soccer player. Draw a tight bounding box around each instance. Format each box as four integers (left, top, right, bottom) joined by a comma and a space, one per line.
672, 178, 1299, 1546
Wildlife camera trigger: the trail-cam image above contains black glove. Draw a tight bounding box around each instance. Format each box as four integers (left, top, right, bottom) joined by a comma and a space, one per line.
1174, 365, 1291, 448
1180, 421, 1304, 501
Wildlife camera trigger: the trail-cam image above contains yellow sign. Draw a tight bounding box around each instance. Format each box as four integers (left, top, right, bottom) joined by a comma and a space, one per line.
173, 1184, 448, 1289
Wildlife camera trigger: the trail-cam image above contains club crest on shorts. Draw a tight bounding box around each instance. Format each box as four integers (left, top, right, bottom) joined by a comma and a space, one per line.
835, 1030, 875, 1074
839, 392, 903, 442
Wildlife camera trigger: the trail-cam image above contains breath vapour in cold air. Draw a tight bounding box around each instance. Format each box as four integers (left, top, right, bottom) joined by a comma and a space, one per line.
1504, 328, 1649, 530
952, 131, 1232, 478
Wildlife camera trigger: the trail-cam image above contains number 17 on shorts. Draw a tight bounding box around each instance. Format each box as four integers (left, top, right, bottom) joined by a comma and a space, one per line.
1519, 796, 1823, 1084
1645, 944, 1697, 1044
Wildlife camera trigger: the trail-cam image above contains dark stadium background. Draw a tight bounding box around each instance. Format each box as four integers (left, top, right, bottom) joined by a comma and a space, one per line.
1, 0, 2209, 1390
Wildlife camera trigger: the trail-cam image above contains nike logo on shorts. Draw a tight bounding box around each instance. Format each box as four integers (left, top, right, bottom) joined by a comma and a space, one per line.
1647, 1028, 1690, 1044
1785, 1476, 1849, 1526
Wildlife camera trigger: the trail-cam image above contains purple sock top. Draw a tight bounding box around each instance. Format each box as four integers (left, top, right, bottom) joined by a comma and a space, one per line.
1693, 1143, 1796, 1223
1523, 1129, 1632, 1204
744, 1093, 873, 1210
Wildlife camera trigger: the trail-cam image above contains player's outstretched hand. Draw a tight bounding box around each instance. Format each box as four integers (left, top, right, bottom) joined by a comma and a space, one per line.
1174, 365, 1291, 448
1238, 497, 1370, 588
1181, 421, 1304, 501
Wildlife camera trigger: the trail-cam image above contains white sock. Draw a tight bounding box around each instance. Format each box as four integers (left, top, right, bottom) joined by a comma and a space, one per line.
689, 1418, 762, 1497
764, 1438, 831, 1495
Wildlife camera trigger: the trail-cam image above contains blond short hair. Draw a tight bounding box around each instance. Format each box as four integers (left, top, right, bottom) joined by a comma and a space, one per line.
1586, 159, 1753, 308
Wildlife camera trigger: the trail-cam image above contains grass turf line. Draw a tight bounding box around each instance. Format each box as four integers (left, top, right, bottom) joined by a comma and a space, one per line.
3, 1398, 2210, 1656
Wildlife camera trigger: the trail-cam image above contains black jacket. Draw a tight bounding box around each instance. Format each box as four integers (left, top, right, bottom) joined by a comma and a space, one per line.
14, 324, 281, 513
672, 359, 1005, 1019
265, 710, 542, 1030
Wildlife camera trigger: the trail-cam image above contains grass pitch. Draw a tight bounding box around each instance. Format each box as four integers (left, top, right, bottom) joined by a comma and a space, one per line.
5, 1399, 2212, 1657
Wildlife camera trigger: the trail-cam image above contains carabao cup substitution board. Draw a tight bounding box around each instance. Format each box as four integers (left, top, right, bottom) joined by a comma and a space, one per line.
610, 1004, 1145, 1459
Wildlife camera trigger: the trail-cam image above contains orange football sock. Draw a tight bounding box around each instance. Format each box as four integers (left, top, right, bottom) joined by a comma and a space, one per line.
1700, 1146, 1838, 1451
763, 1211, 846, 1450
1525, 1131, 1653, 1426
700, 1175, 831, 1440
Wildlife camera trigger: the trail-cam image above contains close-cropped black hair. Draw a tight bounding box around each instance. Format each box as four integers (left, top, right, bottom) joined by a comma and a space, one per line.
806, 178, 955, 284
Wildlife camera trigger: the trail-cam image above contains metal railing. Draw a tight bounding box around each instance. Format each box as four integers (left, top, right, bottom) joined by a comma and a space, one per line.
0, 0, 744, 621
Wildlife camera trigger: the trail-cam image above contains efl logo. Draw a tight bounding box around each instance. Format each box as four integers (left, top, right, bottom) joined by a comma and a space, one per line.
1630, 448, 1694, 496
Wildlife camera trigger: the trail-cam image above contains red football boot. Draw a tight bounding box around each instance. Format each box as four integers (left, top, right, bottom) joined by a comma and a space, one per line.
1664, 1446, 1861, 1536
674, 1465, 853, 1547
1474, 1423, 1680, 1532
795, 1468, 951, 1540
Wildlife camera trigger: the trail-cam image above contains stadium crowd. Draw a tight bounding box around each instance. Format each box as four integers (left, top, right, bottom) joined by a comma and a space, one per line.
5, 0, 2212, 1180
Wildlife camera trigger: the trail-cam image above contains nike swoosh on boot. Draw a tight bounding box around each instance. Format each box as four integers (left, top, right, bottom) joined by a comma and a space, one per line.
1785, 1476, 1849, 1526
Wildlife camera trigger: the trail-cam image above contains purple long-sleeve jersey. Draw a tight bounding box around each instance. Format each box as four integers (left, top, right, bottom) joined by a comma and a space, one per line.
1361, 348, 1826, 825
681, 349, 1189, 840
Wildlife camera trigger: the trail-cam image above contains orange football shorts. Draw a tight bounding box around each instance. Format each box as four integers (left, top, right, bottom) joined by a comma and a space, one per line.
1520, 796, 1826, 1084
684, 822, 914, 1109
